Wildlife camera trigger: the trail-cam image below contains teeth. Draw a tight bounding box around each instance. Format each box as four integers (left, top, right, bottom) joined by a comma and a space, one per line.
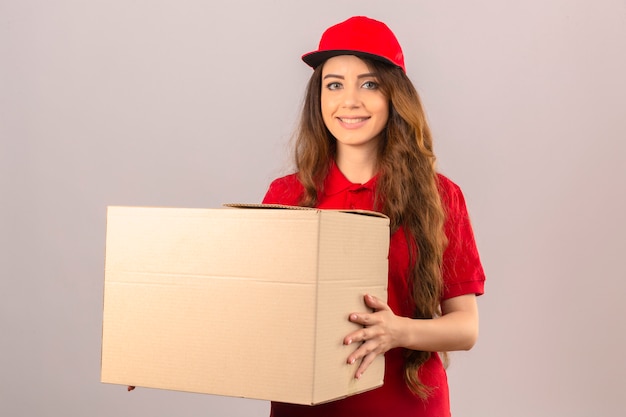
339, 118, 367, 124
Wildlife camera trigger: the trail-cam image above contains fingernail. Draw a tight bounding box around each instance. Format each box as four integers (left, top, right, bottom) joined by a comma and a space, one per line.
346, 338, 352, 345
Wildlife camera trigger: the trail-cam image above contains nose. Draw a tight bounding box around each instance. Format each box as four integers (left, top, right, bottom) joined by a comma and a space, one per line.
341, 85, 361, 108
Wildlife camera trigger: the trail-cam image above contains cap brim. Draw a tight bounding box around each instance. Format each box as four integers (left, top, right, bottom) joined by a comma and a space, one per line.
301, 50, 399, 69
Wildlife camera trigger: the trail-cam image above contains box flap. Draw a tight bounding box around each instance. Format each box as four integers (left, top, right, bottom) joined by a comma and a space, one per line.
223, 203, 389, 220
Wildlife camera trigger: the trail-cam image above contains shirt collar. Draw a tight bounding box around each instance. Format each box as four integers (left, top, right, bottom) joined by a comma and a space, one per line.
323, 160, 379, 196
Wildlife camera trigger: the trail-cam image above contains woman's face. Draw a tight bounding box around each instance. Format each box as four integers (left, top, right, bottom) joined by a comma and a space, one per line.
320, 55, 389, 153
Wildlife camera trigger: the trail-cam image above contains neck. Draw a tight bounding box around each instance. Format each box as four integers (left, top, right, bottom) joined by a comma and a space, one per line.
335, 146, 378, 184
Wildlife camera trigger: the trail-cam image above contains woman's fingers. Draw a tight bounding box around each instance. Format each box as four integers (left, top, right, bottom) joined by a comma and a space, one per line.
355, 351, 378, 379
344, 293, 397, 378
346, 340, 381, 378
344, 323, 376, 345
363, 293, 387, 310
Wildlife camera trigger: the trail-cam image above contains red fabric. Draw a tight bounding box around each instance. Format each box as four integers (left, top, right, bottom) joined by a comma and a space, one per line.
301, 16, 406, 71
262, 162, 485, 417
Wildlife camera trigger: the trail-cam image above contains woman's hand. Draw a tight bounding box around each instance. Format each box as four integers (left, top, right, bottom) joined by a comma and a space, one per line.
343, 294, 403, 379
343, 293, 479, 379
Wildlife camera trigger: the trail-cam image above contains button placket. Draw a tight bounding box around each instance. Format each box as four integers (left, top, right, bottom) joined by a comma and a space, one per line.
347, 186, 367, 210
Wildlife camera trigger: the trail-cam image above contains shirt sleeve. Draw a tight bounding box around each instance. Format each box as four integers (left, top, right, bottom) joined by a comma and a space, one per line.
261, 174, 304, 206
438, 175, 486, 300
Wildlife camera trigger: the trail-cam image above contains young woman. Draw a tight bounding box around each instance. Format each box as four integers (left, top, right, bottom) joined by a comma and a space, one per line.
262, 16, 486, 417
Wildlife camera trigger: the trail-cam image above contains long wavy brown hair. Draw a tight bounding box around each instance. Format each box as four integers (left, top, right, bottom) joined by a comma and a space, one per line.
293, 58, 447, 398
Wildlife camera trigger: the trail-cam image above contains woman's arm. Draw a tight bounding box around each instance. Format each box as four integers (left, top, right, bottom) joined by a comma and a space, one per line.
344, 293, 479, 379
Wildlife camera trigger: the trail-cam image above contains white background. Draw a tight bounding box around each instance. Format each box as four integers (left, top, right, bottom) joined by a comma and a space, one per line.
1, 1, 625, 416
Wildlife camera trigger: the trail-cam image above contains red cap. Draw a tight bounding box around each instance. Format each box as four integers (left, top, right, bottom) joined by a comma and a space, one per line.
302, 16, 406, 72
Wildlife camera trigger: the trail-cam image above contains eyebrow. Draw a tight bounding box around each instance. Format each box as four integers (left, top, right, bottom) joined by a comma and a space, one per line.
322, 73, 378, 80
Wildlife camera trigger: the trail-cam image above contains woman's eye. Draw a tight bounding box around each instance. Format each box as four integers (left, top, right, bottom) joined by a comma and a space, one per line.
362, 81, 379, 89
326, 82, 342, 90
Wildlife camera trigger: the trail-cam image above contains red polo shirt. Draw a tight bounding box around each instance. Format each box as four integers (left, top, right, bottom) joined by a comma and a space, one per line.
262, 162, 485, 417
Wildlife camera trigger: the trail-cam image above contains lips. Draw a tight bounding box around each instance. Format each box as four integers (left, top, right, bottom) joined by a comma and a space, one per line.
338, 117, 370, 124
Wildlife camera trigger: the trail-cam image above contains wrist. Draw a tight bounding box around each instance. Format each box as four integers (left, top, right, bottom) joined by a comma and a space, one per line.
396, 316, 419, 349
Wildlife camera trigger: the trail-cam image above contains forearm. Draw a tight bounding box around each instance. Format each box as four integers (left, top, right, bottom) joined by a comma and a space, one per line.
396, 309, 479, 353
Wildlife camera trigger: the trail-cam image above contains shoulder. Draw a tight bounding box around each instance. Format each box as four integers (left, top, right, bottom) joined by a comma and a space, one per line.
436, 173, 466, 212
437, 173, 486, 297
436, 172, 459, 191
262, 173, 304, 206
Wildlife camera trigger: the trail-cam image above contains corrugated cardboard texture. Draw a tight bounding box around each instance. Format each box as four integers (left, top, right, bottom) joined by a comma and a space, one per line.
101, 206, 389, 405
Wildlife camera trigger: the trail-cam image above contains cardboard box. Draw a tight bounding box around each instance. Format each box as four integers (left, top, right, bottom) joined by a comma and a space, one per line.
101, 204, 389, 405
